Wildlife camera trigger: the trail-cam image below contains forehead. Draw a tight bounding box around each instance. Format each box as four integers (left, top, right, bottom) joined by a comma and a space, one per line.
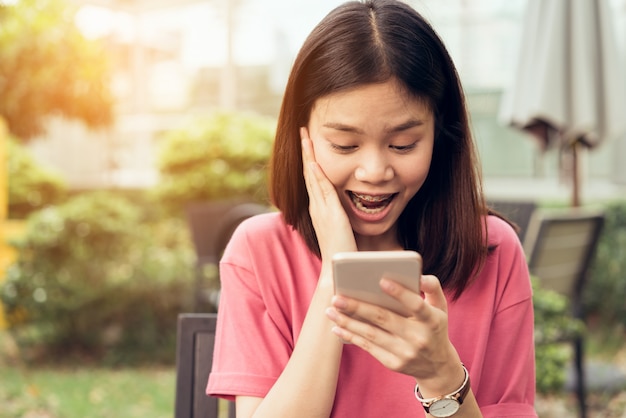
310, 80, 433, 124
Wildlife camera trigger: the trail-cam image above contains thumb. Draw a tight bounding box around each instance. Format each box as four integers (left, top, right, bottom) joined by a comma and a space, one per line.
420, 275, 448, 313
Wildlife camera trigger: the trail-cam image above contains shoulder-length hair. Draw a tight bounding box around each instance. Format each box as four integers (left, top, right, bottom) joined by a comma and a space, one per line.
269, 0, 488, 299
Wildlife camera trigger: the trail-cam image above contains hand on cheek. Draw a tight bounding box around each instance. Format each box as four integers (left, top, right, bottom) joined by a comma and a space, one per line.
300, 127, 356, 261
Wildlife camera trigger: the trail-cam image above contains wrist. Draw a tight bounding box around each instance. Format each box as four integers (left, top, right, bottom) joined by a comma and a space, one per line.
415, 360, 465, 398
317, 266, 335, 289
415, 364, 471, 417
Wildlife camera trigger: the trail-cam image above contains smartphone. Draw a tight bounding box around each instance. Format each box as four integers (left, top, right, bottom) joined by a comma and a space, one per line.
332, 250, 422, 316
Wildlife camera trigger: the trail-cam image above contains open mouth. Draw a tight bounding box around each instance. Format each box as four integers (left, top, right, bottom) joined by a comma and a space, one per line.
348, 191, 397, 214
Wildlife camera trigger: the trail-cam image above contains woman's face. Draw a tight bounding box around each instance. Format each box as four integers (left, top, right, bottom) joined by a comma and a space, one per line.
307, 79, 435, 250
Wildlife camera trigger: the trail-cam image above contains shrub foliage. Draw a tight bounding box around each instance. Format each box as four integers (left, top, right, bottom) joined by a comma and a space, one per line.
7, 136, 67, 219
533, 277, 585, 393
1, 191, 195, 365
0, 0, 114, 140
585, 201, 626, 325
154, 111, 275, 214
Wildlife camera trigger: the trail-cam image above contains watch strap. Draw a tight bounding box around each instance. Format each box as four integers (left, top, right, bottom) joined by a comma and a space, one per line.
414, 364, 470, 414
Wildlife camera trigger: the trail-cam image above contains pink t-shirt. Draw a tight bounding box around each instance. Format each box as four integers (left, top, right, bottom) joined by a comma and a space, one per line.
207, 212, 537, 417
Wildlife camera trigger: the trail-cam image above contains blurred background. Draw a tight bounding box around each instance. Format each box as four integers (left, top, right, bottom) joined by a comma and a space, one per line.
4, 0, 626, 196
1, 0, 625, 417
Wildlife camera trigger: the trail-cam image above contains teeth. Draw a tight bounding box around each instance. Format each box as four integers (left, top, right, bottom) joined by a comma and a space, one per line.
350, 192, 393, 214
352, 192, 392, 202
353, 199, 387, 214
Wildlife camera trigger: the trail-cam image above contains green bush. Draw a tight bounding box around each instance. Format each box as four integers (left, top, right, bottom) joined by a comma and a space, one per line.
584, 201, 626, 325
533, 277, 585, 393
7, 136, 67, 219
154, 111, 275, 214
0, 191, 195, 365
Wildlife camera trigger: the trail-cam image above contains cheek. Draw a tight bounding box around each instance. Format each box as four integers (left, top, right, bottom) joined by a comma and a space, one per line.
314, 149, 352, 187
398, 155, 432, 188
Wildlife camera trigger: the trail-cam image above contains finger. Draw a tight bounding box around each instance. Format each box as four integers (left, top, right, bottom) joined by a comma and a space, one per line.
300, 128, 315, 190
331, 294, 398, 335
377, 277, 425, 317
300, 128, 357, 258
376, 275, 446, 323
300, 127, 341, 205
300, 127, 324, 200
419, 275, 448, 313
327, 306, 412, 372
300, 127, 313, 165
326, 305, 395, 349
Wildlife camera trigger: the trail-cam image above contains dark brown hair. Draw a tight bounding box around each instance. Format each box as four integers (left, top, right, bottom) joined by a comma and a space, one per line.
269, 0, 488, 299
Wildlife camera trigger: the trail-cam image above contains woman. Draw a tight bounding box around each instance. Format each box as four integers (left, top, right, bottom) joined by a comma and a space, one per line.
207, 1, 537, 417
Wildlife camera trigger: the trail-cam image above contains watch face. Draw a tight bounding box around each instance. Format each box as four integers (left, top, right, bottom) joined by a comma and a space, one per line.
429, 398, 460, 417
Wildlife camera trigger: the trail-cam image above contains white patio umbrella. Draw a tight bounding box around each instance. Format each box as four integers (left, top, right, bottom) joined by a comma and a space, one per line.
499, 0, 626, 207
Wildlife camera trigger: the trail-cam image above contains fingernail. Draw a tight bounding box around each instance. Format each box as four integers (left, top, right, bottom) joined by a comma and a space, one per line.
332, 296, 348, 309
325, 307, 338, 320
380, 278, 394, 291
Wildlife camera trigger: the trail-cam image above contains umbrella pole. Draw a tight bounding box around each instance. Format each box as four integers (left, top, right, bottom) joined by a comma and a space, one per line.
571, 140, 580, 207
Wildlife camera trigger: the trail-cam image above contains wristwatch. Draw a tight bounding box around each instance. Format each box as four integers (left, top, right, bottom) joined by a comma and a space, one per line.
414, 364, 470, 417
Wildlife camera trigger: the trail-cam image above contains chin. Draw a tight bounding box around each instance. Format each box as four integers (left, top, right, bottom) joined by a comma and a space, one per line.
351, 223, 394, 240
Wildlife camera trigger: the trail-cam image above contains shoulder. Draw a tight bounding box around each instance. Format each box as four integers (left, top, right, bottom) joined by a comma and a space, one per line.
223, 211, 310, 263
230, 211, 293, 241
485, 214, 521, 249
219, 211, 321, 301
484, 214, 527, 269
474, 215, 532, 307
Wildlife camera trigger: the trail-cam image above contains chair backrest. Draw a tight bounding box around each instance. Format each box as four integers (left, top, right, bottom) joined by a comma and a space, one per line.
186, 200, 269, 266
175, 313, 235, 418
488, 199, 537, 242
523, 209, 605, 304
214, 203, 271, 258
186, 201, 269, 310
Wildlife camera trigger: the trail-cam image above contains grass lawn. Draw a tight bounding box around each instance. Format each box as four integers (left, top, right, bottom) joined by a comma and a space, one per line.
0, 365, 175, 418
0, 327, 624, 418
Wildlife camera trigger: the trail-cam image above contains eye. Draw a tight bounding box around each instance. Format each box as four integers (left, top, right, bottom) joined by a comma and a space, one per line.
390, 142, 417, 153
330, 143, 358, 153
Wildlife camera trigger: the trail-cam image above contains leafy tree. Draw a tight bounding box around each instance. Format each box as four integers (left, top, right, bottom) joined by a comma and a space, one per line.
1, 191, 195, 364
0, 0, 114, 140
585, 201, 626, 325
533, 277, 586, 393
154, 111, 275, 214
7, 134, 67, 218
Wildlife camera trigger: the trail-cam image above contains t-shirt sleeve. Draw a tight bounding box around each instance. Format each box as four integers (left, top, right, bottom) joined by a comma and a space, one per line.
476, 217, 537, 417
479, 299, 537, 417
206, 220, 294, 401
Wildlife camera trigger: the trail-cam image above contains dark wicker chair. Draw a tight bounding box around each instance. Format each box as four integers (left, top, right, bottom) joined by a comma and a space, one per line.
174, 313, 235, 418
186, 201, 269, 310
488, 199, 537, 243
523, 209, 605, 418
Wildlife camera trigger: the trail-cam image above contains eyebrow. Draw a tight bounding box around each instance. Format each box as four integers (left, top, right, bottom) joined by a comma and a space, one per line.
322, 119, 426, 134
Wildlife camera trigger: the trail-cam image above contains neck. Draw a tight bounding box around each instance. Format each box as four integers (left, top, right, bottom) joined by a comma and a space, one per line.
355, 232, 403, 252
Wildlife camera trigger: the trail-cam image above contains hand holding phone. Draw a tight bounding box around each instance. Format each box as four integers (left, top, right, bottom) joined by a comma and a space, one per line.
332, 250, 422, 316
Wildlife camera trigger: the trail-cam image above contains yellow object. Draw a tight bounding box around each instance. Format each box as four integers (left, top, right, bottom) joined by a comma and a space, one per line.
0, 119, 34, 330
1, 117, 9, 329
0, 117, 6, 222
0, 119, 26, 330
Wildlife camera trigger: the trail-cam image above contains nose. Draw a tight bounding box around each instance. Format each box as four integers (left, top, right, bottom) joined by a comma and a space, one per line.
354, 152, 394, 183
